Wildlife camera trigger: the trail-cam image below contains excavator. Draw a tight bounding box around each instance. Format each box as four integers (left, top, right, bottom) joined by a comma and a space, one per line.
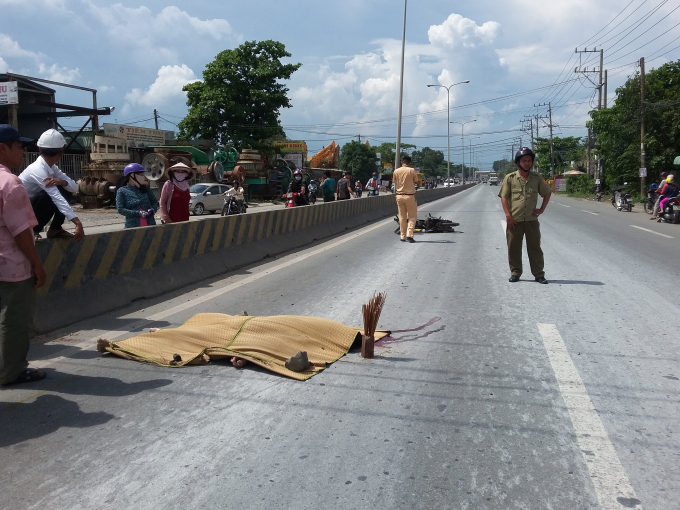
309, 141, 340, 168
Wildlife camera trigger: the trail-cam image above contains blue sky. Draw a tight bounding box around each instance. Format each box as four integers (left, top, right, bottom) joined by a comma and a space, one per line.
1, 0, 679, 169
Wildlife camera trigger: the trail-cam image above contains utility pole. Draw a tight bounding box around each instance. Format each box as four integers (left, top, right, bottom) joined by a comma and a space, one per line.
394, 0, 407, 171
604, 70, 608, 109
548, 102, 554, 177
154, 109, 159, 130
640, 57, 646, 197
587, 128, 591, 176
598, 48, 603, 109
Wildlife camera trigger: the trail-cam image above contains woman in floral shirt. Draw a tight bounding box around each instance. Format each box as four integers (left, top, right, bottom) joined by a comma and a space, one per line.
116, 163, 159, 228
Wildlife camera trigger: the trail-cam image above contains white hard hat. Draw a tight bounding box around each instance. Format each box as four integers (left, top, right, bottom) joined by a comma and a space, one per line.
37, 129, 66, 149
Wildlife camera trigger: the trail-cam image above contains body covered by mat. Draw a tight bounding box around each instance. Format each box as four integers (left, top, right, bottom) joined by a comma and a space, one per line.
98, 313, 389, 380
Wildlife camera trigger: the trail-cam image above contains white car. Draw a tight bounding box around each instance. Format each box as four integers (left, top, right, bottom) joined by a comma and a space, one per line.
190, 183, 233, 215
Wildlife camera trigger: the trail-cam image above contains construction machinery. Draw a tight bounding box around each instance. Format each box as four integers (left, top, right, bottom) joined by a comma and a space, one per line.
309, 141, 339, 169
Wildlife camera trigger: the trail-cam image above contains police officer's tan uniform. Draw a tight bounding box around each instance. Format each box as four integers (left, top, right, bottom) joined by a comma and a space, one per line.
393, 164, 418, 240
498, 171, 552, 278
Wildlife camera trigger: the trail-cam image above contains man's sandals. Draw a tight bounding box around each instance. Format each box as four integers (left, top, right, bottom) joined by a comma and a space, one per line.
46, 229, 75, 239
2, 368, 46, 385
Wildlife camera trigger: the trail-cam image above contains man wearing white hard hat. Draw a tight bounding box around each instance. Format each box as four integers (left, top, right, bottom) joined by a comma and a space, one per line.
19, 129, 84, 242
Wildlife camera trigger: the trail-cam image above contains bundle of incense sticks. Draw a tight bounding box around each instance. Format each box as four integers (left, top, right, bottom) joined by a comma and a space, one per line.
362, 292, 386, 358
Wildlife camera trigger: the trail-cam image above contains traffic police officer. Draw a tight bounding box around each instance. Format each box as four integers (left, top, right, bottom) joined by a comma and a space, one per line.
499, 147, 552, 284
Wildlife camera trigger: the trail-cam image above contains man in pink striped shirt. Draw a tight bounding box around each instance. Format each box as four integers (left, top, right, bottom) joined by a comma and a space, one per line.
0, 125, 47, 385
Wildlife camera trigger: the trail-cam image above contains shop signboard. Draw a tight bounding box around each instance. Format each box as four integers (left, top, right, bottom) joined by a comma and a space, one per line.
0, 81, 18, 104
103, 123, 173, 148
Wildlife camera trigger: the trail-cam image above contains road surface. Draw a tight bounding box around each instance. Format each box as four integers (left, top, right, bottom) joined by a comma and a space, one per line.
2, 184, 676, 509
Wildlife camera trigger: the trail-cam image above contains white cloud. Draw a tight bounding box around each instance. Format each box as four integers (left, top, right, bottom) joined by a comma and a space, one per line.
428, 14, 501, 49
38, 63, 81, 84
0, 57, 8, 73
82, 2, 236, 65
0, 33, 40, 60
98, 85, 113, 93
125, 64, 199, 106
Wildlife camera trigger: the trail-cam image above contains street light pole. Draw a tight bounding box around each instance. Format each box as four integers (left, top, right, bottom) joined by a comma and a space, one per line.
451, 119, 476, 182
394, 0, 407, 171
427, 80, 469, 182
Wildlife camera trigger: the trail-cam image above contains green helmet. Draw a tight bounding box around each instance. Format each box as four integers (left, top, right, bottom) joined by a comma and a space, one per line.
674, 156, 680, 165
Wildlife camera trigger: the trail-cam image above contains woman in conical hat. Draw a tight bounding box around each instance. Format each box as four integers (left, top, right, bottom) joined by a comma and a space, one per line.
160, 162, 195, 223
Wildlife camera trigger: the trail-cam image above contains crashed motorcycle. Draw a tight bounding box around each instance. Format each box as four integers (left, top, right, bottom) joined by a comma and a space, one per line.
394, 213, 459, 234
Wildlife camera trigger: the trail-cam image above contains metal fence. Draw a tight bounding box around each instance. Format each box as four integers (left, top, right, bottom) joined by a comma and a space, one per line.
18, 152, 87, 180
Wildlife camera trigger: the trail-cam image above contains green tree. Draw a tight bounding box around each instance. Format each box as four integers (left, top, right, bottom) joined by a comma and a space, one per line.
339, 141, 377, 181
589, 59, 680, 188
533, 136, 585, 177
178, 40, 301, 153
411, 147, 445, 176
492, 159, 510, 176
372, 142, 416, 171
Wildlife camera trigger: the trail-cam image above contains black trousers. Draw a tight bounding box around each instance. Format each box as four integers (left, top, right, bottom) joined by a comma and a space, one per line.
31, 187, 72, 234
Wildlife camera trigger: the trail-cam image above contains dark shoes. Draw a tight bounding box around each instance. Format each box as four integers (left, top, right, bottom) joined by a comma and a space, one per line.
400, 238, 407, 242
407, 237, 415, 243
508, 275, 520, 283
535, 277, 549, 284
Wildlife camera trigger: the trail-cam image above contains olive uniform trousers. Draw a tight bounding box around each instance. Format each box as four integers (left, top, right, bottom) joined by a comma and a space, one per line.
506, 220, 545, 278
396, 194, 417, 239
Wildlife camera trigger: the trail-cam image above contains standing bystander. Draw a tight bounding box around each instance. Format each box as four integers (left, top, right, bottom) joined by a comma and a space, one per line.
0, 125, 47, 385
321, 171, 336, 202
336, 171, 356, 201
499, 147, 552, 284
159, 162, 194, 223
393, 155, 419, 243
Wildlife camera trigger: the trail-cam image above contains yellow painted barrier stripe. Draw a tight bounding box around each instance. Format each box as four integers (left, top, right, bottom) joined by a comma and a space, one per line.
180, 222, 199, 259
37, 240, 67, 296
143, 227, 165, 269
224, 215, 237, 248
94, 231, 124, 280
256, 211, 266, 240
274, 210, 283, 236
247, 214, 258, 243
64, 236, 98, 288
120, 228, 147, 275
235, 215, 248, 246
265, 211, 275, 238
196, 221, 212, 255
163, 223, 183, 264
211, 217, 226, 252
295, 207, 305, 231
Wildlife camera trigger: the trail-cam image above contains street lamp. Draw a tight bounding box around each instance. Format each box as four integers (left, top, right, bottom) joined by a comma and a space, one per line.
451, 119, 476, 181
427, 80, 470, 182
468, 136, 480, 180
395, 0, 408, 171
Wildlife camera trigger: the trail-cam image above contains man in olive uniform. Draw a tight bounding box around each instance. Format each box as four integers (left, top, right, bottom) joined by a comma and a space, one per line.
499, 147, 552, 284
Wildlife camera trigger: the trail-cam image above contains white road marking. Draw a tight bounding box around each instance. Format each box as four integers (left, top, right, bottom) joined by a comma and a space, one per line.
537, 324, 641, 510
555, 203, 571, 208
581, 210, 599, 216
500, 220, 507, 234
630, 225, 674, 239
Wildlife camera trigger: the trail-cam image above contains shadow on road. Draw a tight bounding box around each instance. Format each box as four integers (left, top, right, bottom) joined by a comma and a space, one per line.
0, 394, 114, 447
549, 280, 605, 286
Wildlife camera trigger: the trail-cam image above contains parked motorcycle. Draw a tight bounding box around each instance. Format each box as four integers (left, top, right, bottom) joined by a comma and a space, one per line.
593, 183, 602, 202
611, 183, 633, 212
643, 184, 659, 214
221, 194, 246, 216
657, 196, 680, 223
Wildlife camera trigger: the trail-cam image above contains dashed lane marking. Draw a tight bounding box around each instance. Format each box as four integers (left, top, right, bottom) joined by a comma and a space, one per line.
555, 203, 571, 208
537, 324, 642, 510
581, 210, 599, 215
630, 225, 674, 239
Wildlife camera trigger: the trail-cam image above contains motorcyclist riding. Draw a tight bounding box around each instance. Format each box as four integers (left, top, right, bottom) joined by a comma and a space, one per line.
650, 171, 667, 219
366, 172, 380, 196
223, 179, 245, 213
287, 169, 309, 206
657, 174, 679, 222
354, 179, 363, 197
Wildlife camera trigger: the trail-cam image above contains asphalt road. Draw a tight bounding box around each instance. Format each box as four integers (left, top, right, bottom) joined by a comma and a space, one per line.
2, 184, 678, 509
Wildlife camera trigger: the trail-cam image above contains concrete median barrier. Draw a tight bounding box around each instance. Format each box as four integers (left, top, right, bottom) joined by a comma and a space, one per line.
34, 184, 475, 333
